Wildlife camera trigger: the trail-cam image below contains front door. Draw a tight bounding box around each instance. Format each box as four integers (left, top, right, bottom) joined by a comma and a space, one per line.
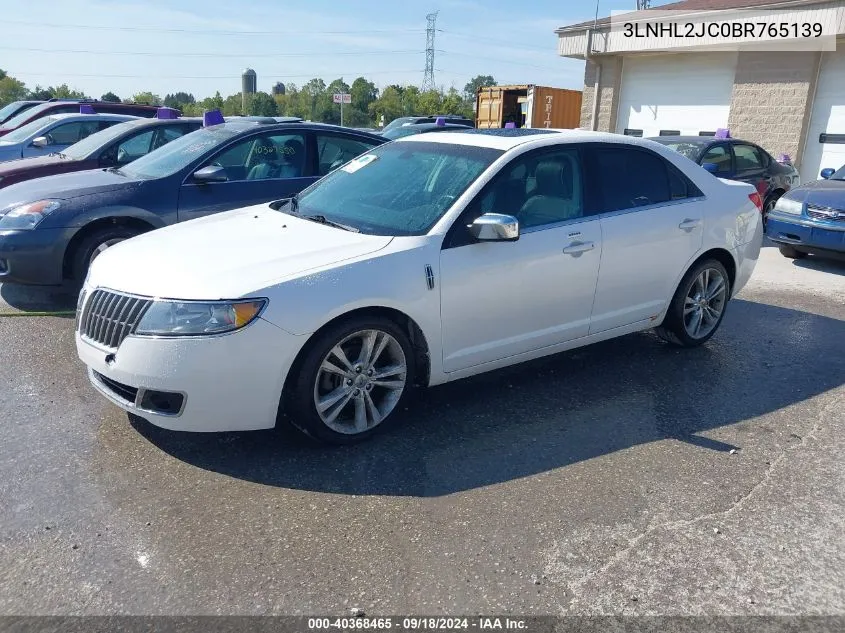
439, 147, 602, 373
177, 130, 314, 222
587, 144, 705, 334
731, 143, 769, 198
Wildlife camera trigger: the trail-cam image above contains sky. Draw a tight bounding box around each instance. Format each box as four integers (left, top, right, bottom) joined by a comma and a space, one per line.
0, 0, 645, 101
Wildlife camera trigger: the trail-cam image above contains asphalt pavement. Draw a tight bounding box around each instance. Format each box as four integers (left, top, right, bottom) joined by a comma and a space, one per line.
1, 243, 843, 616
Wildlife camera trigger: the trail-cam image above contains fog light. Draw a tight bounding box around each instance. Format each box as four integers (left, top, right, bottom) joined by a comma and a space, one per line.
139, 390, 185, 415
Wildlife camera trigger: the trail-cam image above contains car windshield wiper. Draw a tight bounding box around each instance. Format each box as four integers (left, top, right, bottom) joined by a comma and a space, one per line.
105, 166, 125, 176
303, 214, 360, 233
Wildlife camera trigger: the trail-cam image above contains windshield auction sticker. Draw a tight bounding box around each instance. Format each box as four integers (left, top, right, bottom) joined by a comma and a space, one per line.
342, 154, 379, 173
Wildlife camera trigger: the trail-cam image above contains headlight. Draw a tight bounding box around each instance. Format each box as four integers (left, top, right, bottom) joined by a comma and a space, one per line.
134, 299, 267, 336
773, 197, 803, 216
0, 200, 61, 230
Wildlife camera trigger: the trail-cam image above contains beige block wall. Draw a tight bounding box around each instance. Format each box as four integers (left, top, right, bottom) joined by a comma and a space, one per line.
727, 51, 820, 164
580, 56, 622, 131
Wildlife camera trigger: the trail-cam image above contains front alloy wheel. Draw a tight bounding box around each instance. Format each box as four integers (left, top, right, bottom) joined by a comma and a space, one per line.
314, 329, 407, 435
283, 316, 416, 444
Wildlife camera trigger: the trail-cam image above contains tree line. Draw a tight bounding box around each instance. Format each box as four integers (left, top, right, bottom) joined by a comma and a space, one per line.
0, 69, 498, 127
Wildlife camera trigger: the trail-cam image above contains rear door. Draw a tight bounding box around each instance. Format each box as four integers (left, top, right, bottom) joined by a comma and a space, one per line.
177, 130, 312, 222
587, 143, 706, 334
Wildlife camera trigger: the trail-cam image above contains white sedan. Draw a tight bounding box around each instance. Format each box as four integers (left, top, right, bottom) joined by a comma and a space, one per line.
75, 129, 763, 444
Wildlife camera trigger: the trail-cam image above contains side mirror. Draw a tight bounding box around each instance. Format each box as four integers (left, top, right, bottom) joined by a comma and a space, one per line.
468, 213, 519, 242
702, 162, 719, 174
192, 165, 228, 183
31, 136, 50, 148
820, 168, 835, 180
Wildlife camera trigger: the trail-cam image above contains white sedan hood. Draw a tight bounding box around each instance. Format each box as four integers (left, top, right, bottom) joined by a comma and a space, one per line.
87, 204, 394, 299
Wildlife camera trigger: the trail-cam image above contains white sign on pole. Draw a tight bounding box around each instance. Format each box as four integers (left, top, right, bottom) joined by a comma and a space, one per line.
333, 93, 352, 104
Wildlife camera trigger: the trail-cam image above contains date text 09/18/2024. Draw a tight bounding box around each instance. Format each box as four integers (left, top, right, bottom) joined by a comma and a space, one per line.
307, 618, 528, 631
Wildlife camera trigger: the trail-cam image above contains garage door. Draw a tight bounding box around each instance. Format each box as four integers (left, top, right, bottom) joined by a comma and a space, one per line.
615, 52, 738, 138
800, 49, 845, 184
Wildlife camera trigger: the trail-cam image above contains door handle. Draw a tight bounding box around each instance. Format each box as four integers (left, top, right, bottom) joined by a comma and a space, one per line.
562, 241, 595, 256
679, 218, 702, 231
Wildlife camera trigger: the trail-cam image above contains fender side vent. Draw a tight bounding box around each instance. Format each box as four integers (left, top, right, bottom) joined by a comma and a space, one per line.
425, 265, 435, 290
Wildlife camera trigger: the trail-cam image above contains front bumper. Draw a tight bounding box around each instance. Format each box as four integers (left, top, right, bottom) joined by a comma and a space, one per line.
76, 316, 306, 432
766, 211, 845, 253
0, 228, 72, 285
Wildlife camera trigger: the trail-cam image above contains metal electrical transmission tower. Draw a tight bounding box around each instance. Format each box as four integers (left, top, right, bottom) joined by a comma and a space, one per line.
422, 11, 438, 92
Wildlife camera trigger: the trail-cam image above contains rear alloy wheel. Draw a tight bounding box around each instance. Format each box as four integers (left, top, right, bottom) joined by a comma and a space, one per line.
284, 317, 415, 444
655, 259, 730, 348
778, 244, 807, 260
70, 226, 140, 282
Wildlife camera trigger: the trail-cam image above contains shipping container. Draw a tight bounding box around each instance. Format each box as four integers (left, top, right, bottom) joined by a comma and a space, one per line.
475, 85, 582, 130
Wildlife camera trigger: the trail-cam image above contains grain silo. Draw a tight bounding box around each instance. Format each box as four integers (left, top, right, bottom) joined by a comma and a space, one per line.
242, 68, 257, 112
272, 82, 286, 96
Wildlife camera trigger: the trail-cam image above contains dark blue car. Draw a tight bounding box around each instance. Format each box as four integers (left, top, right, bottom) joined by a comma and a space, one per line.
765, 164, 845, 261
650, 134, 800, 224
0, 117, 386, 285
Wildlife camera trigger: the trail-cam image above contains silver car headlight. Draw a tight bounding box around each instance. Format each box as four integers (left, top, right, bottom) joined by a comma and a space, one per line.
0, 200, 61, 230
135, 299, 267, 336
773, 197, 803, 216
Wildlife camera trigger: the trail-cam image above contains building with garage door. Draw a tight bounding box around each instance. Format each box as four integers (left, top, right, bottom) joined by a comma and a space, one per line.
556, 0, 845, 183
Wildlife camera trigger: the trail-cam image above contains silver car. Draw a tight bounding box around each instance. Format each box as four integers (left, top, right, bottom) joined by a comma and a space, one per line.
0, 112, 137, 163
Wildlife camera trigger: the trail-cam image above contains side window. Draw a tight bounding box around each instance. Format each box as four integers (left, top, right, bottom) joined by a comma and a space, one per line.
668, 164, 703, 200
478, 148, 584, 230
204, 133, 307, 182
733, 144, 764, 172
45, 121, 85, 145
152, 125, 193, 151
115, 129, 156, 163
591, 147, 671, 212
701, 145, 732, 175
316, 134, 380, 176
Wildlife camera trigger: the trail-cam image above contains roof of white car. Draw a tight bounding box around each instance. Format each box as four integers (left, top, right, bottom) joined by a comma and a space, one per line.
396, 128, 638, 151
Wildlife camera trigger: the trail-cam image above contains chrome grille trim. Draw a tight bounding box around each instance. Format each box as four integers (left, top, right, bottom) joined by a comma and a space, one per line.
807, 204, 845, 222
78, 289, 153, 350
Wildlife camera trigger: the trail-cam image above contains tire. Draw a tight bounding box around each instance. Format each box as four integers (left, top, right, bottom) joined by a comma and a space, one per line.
70, 226, 140, 282
778, 244, 807, 260
282, 316, 417, 445
655, 259, 731, 348
762, 193, 781, 228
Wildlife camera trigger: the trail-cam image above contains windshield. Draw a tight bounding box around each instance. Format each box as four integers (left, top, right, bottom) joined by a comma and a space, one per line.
0, 102, 54, 130
382, 126, 428, 140
653, 141, 704, 161
829, 165, 845, 180
0, 101, 34, 124
63, 120, 139, 159
292, 140, 503, 236
381, 117, 416, 133
0, 116, 58, 143
119, 125, 241, 179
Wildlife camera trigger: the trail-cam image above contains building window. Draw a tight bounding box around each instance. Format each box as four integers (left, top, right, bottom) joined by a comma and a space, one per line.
659, 130, 681, 136
819, 133, 845, 144
698, 131, 716, 136
623, 128, 643, 137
